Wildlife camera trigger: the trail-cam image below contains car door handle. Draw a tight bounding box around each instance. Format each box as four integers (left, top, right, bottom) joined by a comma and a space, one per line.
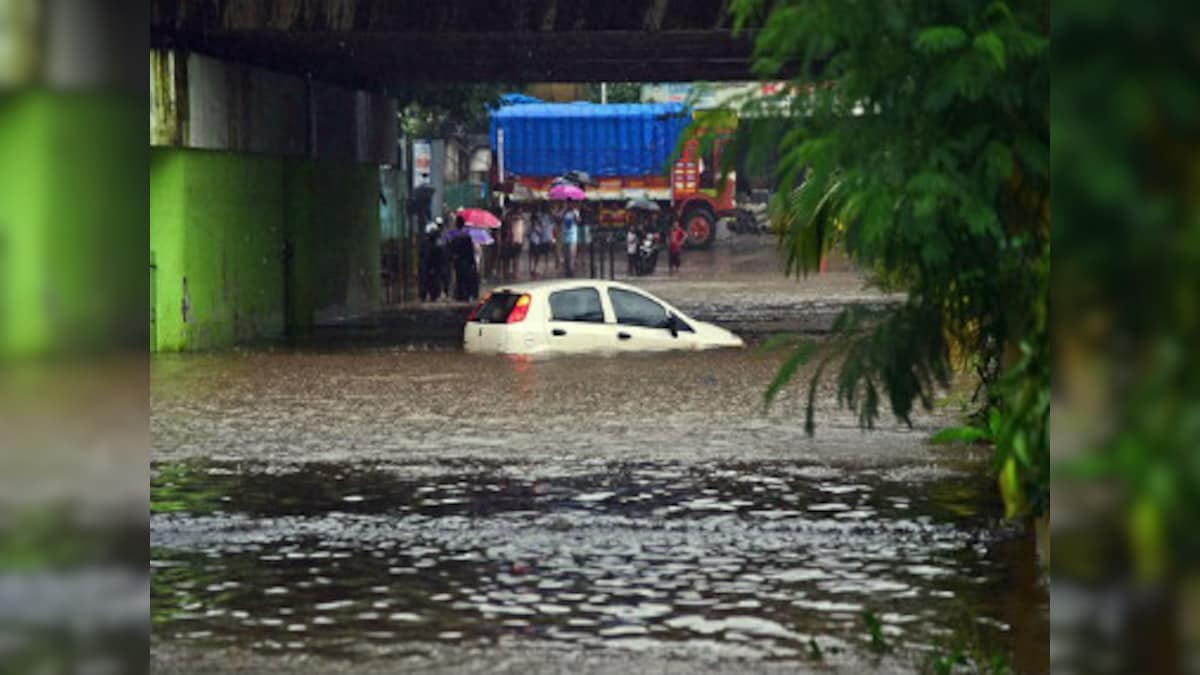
552, 328, 567, 337
617, 332, 632, 340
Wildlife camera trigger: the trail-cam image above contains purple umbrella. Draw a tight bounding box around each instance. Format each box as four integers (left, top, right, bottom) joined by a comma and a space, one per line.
467, 228, 495, 246
441, 228, 493, 246
548, 183, 586, 201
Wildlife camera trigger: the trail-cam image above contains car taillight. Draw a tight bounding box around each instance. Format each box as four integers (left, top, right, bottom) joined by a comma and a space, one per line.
467, 293, 491, 322
506, 294, 532, 323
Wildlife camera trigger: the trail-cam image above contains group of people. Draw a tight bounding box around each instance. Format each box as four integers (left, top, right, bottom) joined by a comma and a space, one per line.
625, 216, 689, 276
497, 202, 586, 281
417, 214, 480, 303
417, 201, 689, 304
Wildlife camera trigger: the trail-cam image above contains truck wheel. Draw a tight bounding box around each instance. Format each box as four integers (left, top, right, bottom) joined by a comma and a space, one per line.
683, 207, 716, 249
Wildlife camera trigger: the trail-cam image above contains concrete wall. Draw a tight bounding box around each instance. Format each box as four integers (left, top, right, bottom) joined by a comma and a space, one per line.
1, 91, 144, 357
284, 158, 381, 325
151, 50, 396, 165
149, 48, 392, 351
150, 147, 379, 352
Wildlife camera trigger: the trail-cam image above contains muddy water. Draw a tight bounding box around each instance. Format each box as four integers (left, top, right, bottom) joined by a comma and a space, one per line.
151, 349, 1048, 673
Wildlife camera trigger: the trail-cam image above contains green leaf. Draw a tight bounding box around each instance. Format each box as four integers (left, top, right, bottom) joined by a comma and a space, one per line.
920, 238, 948, 264
984, 1, 1014, 21
931, 426, 991, 444
863, 611, 890, 652
808, 637, 823, 661
981, 141, 1014, 191
764, 341, 819, 407
1014, 133, 1049, 180
914, 26, 969, 53
962, 198, 1001, 237
998, 456, 1027, 519
972, 31, 1007, 71
1011, 431, 1030, 465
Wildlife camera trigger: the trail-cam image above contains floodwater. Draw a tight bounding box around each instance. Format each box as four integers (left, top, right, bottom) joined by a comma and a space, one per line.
151, 348, 1048, 673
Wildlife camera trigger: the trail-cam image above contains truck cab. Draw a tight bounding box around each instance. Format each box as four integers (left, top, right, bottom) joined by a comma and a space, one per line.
671, 134, 737, 248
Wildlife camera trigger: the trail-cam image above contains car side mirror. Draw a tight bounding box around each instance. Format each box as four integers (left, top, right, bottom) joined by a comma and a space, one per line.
666, 314, 679, 338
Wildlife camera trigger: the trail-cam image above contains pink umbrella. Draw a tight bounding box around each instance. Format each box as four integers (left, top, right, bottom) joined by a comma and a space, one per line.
457, 208, 501, 229
548, 183, 586, 201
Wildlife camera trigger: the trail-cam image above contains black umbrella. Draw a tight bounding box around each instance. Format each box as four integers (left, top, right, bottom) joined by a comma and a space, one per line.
554, 170, 597, 188
625, 198, 661, 212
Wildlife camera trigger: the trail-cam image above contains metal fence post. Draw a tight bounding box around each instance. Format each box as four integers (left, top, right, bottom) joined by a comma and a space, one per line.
589, 230, 596, 279
609, 232, 615, 280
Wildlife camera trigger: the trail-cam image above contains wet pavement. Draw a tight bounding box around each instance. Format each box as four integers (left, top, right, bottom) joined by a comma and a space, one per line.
151, 241, 1047, 673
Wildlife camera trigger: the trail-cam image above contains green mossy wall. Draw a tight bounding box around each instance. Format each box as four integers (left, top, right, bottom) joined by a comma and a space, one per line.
0, 91, 144, 356
150, 148, 379, 351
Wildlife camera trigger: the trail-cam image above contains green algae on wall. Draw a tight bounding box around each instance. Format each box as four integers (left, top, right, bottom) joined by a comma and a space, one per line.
150, 148, 379, 352
0, 91, 145, 357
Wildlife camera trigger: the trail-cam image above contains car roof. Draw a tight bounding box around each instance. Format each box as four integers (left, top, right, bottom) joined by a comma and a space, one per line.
488, 279, 652, 296
487, 279, 697, 324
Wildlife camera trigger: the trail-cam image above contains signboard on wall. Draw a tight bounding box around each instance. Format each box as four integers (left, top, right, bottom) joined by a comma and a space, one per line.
412, 140, 432, 188
640, 82, 788, 109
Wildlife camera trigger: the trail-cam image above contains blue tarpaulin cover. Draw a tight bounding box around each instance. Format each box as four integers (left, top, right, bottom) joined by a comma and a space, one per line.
496, 93, 543, 106
490, 101, 690, 178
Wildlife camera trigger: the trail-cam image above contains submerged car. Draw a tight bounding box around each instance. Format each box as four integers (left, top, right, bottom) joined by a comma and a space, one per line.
463, 280, 744, 355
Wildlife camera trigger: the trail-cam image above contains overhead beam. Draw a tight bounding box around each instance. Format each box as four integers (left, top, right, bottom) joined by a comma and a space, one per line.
150, 29, 780, 86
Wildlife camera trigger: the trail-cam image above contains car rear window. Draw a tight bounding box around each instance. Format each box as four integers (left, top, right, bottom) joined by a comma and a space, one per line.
549, 288, 605, 323
472, 292, 522, 323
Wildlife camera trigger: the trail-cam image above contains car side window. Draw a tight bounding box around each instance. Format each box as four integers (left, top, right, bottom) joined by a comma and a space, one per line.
608, 289, 671, 328
549, 288, 605, 323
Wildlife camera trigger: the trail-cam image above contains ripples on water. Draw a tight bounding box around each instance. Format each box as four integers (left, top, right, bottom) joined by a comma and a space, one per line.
151, 458, 1042, 668
151, 350, 1047, 671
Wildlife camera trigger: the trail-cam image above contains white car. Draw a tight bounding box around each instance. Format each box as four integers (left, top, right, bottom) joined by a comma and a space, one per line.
463, 280, 744, 355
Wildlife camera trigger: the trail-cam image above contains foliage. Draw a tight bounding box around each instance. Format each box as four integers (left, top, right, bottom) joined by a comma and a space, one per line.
0, 508, 96, 571
584, 82, 643, 103
862, 610, 890, 653
151, 462, 229, 515
394, 83, 511, 137
807, 637, 823, 661
728, 0, 1049, 519
920, 607, 1014, 674
1052, 0, 1200, 585
926, 643, 1013, 675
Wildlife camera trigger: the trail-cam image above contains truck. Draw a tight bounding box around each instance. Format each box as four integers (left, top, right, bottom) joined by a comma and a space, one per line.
488, 100, 750, 248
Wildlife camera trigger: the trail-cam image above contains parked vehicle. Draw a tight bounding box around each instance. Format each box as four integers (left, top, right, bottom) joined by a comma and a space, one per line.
635, 230, 661, 276
489, 100, 752, 249
463, 280, 744, 355
727, 189, 772, 234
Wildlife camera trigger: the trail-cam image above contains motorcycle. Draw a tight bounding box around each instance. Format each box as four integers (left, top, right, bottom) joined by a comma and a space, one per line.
635, 231, 661, 276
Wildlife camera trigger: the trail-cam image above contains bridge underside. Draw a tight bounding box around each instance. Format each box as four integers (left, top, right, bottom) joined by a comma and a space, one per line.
151, 0, 778, 85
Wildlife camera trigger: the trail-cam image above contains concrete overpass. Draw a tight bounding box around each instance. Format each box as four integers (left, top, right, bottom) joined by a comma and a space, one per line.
150, 0, 774, 85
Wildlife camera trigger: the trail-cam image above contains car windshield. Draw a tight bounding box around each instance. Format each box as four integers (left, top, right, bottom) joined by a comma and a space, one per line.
473, 292, 522, 324
549, 288, 604, 323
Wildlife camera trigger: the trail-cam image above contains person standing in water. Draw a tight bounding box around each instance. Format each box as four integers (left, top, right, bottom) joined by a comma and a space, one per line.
529, 205, 553, 279
551, 203, 564, 275
418, 222, 446, 301
626, 222, 639, 276
560, 202, 579, 278
448, 215, 479, 301
506, 207, 527, 281
668, 220, 688, 276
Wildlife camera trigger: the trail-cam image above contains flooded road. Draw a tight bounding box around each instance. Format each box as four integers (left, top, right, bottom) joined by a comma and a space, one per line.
151, 347, 1047, 673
